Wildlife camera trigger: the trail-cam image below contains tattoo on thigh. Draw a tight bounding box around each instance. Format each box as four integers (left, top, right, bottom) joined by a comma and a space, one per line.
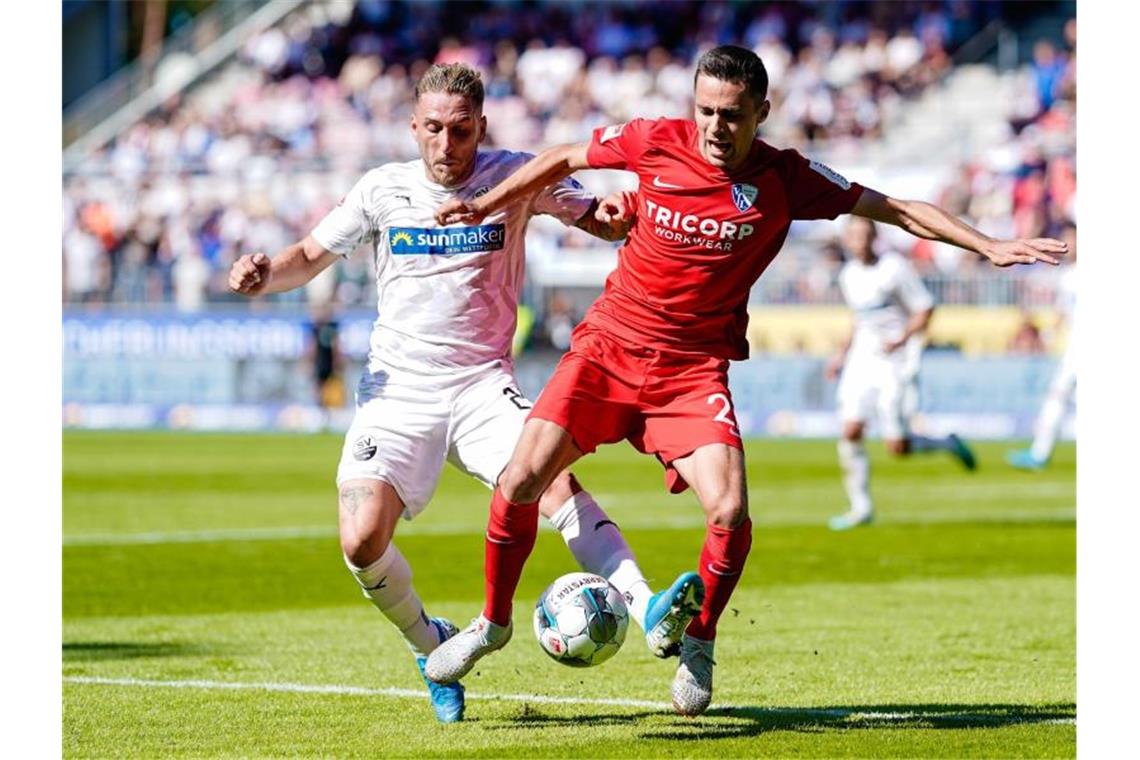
339, 485, 374, 516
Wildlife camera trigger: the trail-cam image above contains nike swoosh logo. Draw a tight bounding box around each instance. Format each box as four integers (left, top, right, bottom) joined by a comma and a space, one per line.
593, 520, 619, 532
653, 176, 683, 189
364, 576, 388, 590
706, 562, 741, 577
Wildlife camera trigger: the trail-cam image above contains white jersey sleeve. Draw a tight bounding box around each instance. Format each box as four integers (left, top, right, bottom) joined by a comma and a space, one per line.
530, 174, 595, 227
310, 170, 380, 257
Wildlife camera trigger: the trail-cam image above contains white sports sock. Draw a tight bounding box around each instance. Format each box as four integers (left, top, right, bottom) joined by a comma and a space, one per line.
345, 544, 441, 657
548, 490, 652, 630
1031, 393, 1067, 462
908, 434, 953, 453
837, 439, 872, 517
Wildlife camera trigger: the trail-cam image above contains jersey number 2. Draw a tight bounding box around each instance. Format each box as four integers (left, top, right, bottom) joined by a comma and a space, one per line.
707, 393, 739, 434
504, 387, 533, 410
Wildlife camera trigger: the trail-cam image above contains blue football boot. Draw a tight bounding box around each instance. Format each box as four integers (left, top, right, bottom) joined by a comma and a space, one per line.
828, 510, 874, 531
644, 571, 705, 658
1007, 449, 1047, 471
415, 617, 465, 723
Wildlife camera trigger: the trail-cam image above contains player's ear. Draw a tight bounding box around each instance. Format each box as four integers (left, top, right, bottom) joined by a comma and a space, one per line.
756, 99, 771, 126
478, 114, 488, 144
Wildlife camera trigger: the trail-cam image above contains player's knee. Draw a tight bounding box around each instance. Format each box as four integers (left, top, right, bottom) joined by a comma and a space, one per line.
340, 528, 390, 568
705, 494, 748, 529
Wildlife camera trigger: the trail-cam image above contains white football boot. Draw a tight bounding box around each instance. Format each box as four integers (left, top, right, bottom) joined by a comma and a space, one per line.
423, 614, 512, 684
671, 634, 716, 716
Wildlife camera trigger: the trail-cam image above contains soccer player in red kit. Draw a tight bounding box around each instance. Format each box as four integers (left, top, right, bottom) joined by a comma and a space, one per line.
424, 45, 1067, 715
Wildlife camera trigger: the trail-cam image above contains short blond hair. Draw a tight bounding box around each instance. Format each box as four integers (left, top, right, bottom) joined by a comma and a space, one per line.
414, 63, 484, 109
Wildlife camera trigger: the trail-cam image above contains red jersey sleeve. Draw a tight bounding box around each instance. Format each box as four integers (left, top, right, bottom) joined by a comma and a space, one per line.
586, 118, 654, 171
783, 151, 864, 220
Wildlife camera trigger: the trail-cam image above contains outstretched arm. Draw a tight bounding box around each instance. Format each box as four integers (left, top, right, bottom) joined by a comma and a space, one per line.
436, 142, 593, 226
851, 189, 1067, 267
229, 235, 339, 296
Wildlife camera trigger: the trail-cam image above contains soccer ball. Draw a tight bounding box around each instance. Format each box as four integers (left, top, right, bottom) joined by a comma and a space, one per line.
532, 572, 629, 667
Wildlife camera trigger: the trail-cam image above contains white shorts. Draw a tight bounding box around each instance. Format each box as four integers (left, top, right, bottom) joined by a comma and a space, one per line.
336, 361, 531, 519
837, 354, 917, 440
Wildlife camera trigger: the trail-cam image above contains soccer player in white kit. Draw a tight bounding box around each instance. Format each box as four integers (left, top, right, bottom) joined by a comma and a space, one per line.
826, 217, 977, 530
1008, 222, 1077, 470
228, 64, 703, 723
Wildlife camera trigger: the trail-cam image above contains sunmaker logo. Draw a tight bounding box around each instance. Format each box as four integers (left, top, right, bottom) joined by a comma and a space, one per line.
388, 224, 506, 255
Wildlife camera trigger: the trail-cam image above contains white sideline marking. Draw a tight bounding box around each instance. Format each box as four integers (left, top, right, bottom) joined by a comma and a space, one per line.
63, 675, 668, 710
63, 676, 1075, 725
63, 507, 1075, 547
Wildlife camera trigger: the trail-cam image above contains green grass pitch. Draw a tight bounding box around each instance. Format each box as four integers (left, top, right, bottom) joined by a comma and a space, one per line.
63, 431, 1075, 758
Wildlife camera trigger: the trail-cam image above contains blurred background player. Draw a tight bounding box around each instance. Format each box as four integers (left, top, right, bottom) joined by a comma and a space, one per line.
1008, 222, 1077, 470
305, 301, 345, 428
825, 217, 976, 530
228, 63, 701, 724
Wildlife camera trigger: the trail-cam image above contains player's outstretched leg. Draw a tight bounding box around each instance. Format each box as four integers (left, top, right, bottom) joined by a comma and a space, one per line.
543, 480, 657, 635
424, 487, 534, 683
645, 572, 705, 657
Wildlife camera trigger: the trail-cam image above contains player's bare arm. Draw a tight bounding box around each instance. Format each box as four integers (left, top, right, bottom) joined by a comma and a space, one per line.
228, 235, 339, 296
437, 142, 592, 226
883, 307, 934, 354
850, 188, 1068, 267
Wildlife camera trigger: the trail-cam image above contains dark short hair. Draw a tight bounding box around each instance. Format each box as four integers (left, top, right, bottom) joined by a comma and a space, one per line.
415, 63, 485, 110
694, 45, 769, 103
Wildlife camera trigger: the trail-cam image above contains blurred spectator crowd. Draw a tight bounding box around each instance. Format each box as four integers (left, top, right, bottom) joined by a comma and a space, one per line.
63, 0, 1075, 324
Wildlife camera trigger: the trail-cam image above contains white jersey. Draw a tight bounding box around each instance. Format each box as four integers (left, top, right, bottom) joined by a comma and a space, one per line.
311, 150, 593, 375
839, 252, 934, 367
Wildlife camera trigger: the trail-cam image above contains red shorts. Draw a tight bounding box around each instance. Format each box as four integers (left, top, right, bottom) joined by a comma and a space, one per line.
529, 328, 743, 493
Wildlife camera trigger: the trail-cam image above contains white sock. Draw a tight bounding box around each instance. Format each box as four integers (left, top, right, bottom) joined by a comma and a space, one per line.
908, 434, 954, 453
1031, 394, 1067, 462
548, 490, 652, 630
345, 544, 441, 657
838, 439, 872, 517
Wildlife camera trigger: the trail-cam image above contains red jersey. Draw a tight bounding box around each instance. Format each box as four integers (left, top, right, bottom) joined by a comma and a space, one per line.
584, 118, 864, 360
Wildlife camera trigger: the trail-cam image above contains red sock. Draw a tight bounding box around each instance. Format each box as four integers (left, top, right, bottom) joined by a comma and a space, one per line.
686, 519, 753, 640
482, 488, 539, 626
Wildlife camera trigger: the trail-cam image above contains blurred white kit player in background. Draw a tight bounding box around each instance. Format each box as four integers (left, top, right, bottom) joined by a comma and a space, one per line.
826, 218, 976, 530
1008, 223, 1077, 470
228, 63, 702, 724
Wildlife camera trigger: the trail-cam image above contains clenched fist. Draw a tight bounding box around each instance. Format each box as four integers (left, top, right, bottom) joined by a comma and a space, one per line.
229, 253, 272, 296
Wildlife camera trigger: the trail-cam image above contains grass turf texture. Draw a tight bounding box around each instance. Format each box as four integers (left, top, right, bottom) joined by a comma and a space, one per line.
63, 432, 1075, 758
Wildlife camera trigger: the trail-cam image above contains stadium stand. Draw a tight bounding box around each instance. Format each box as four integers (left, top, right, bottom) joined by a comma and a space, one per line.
63, 0, 1075, 356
